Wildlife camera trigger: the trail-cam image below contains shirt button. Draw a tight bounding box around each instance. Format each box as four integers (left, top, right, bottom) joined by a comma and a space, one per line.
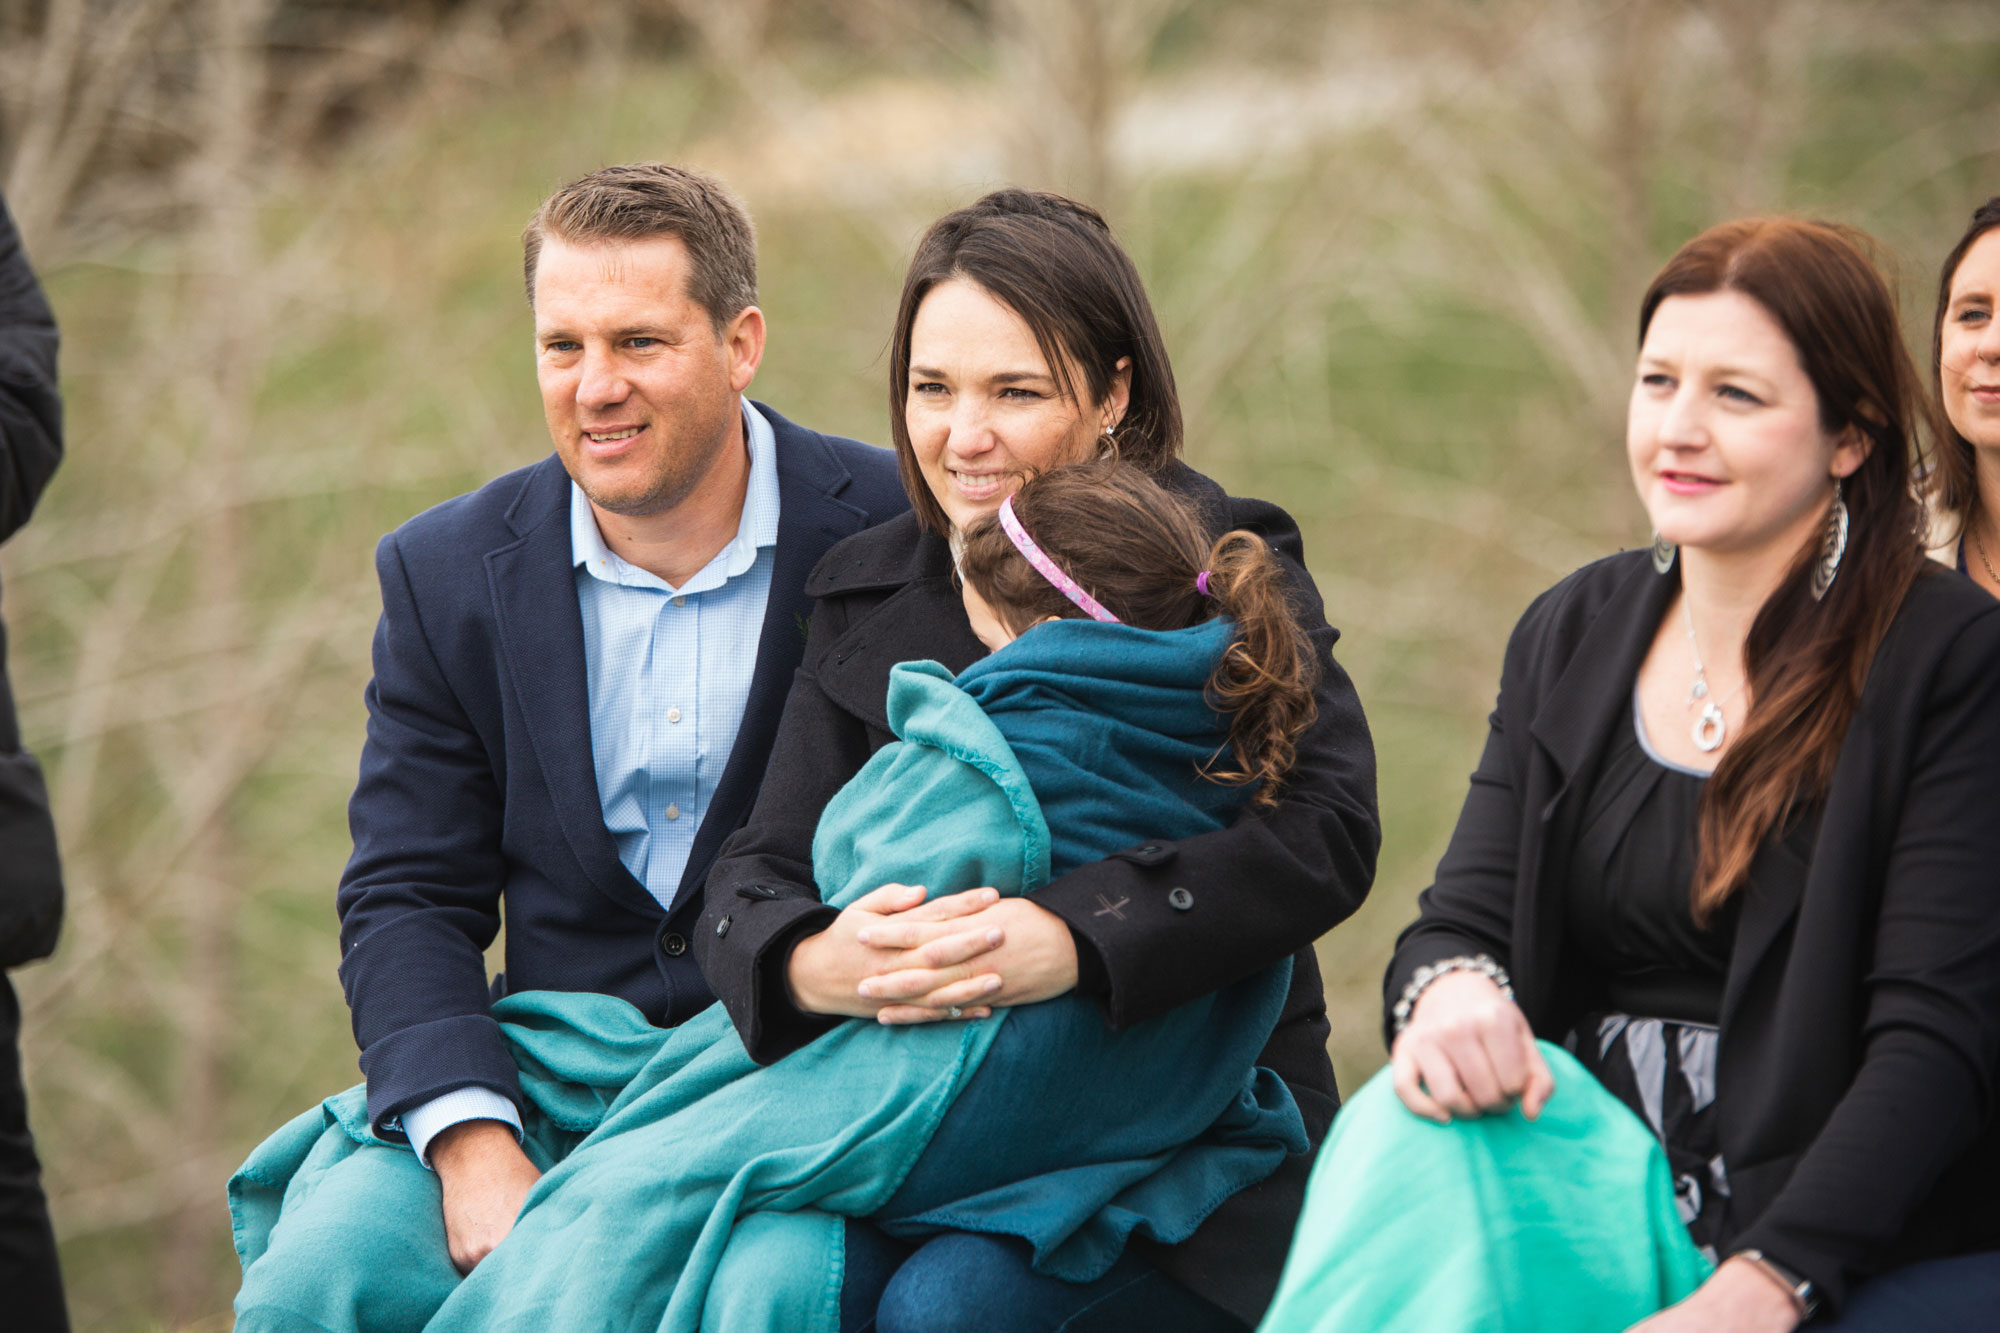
662, 932, 688, 957
673, 595, 687, 607
666, 804, 681, 821
1168, 887, 1195, 911
667, 707, 683, 724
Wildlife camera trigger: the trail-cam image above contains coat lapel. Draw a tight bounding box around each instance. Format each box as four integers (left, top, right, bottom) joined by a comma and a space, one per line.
1516, 555, 1680, 1019
671, 408, 878, 908
487, 458, 657, 917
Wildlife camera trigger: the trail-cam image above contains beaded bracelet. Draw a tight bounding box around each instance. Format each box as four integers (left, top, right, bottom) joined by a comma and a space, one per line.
1391, 954, 1515, 1035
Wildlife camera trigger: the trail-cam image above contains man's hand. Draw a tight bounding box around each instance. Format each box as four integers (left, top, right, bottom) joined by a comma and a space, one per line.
429, 1119, 541, 1274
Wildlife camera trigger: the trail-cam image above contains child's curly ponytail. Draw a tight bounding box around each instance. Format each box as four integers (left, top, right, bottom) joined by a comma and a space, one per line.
1198, 529, 1319, 807
956, 458, 1319, 807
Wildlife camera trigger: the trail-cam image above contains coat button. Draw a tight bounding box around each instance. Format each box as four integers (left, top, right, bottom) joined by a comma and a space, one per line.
714, 915, 732, 938
662, 932, 688, 956
1167, 887, 1194, 911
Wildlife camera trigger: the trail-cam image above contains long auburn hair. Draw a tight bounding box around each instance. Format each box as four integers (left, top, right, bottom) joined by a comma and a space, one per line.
888, 190, 1184, 535
1926, 195, 2000, 538
1639, 219, 1934, 921
957, 460, 1317, 808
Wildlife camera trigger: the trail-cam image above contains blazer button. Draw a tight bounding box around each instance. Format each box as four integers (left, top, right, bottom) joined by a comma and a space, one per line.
714, 915, 732, 939
662, 932, 688, 957
1168, 887, 1194, 911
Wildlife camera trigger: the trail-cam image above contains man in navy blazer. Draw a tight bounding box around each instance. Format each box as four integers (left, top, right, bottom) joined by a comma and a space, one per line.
333, 164, 906, 1270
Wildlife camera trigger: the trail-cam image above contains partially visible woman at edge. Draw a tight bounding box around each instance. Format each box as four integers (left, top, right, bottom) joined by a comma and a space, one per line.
1263, 218, 2000, 1333
695, 189, 1380, 1330
1925, 194, 2000, 593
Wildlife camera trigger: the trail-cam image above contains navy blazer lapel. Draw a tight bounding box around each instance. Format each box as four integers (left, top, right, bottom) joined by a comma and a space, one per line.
672, 407, 876, 908
487, 458, 657, 918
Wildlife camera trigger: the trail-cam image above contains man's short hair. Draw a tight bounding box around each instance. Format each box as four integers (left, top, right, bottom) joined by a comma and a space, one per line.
522, 163, 758, 331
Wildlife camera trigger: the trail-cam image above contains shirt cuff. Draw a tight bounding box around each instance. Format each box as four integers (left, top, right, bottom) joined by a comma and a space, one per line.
402, 1087, 523, 1169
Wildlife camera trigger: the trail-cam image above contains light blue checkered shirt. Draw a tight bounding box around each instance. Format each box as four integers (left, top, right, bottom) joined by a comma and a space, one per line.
402, 399, 781, 1163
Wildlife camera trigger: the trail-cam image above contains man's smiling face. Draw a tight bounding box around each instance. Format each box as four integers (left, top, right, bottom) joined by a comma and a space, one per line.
533, 234, 749, 518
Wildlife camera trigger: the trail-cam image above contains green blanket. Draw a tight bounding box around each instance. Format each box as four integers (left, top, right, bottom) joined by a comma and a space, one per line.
233, 649, 1297, 1333
1257, 1042, 1713, 1333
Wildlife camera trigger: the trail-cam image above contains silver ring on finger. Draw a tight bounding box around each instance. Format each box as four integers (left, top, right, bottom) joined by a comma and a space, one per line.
946, 1006, 964, 1020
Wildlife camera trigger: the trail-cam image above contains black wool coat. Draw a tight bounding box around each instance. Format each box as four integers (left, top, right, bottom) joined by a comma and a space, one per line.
697, 461, 1381, 1322
1388, 549, 2000, 1313
0, 194, 64, 969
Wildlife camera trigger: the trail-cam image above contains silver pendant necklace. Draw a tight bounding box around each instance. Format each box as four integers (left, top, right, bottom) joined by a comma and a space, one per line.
1682, 599, 1744, 753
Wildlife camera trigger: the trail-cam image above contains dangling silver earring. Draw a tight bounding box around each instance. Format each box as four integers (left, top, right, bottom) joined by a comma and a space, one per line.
1810, 478, 1849, 601
1651, 532, 1677, 574
1097, 425, 1118, 459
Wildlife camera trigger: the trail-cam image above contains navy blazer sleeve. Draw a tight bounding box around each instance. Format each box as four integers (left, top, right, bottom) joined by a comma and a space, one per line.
336, 530, 520, 1134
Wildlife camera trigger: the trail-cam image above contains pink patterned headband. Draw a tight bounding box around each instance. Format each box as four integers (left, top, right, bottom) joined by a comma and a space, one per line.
997, 494, 1120, 624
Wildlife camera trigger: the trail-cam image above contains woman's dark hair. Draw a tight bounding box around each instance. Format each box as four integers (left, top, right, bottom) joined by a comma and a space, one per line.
958, 460, 1316, 808
889, 189, 1184, 535
1927, 195, 2000, 532
1638, 218, 1933, 922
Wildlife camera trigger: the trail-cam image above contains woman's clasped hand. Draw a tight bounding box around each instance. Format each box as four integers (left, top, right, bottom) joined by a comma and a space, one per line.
786, 881, 1084, 1023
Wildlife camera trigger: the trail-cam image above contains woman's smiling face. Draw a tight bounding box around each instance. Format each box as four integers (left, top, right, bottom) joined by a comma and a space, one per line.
1940, 228, 2000, 452
1627, 289, 1865, 561
904, 278, 1126, 533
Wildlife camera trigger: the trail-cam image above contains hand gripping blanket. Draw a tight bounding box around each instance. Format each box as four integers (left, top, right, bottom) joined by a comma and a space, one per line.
1257, 1043, 1712, 1333
231, 619, 1303, 1333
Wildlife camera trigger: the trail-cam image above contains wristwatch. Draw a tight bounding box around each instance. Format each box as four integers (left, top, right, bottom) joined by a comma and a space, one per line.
1734, 1248, 1820, 1320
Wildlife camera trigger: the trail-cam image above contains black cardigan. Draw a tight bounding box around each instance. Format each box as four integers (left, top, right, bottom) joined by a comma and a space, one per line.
1388, 549, 2000, 1313
697, 462, 1381, 1321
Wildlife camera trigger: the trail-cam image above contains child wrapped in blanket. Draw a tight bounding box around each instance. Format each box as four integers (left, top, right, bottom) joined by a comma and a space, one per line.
232, 458, 1323, 1333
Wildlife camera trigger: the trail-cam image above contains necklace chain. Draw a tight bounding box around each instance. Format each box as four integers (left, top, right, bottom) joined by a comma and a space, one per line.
1682, 599, 1745, 754
1973, 517, 2000, 586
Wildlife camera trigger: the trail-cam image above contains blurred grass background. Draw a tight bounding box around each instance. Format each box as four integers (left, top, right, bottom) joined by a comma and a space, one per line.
2, 0, 1996, 1324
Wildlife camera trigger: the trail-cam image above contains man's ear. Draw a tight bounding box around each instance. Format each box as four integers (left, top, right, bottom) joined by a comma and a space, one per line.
725, 306, 766, 393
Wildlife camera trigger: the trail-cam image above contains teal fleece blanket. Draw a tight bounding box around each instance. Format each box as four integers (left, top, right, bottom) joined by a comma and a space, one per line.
233, 620, 1302, 1333
1258, 1043, 1712, 1333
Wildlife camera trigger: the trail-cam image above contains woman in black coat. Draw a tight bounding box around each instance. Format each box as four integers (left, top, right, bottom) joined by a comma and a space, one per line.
695, 190, 1379, 1330
1311, 218, 2000, 1331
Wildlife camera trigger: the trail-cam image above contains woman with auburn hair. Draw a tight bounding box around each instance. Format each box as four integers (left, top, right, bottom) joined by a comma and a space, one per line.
1261, 218, 2000, 1333
1924, 195, 2000, 591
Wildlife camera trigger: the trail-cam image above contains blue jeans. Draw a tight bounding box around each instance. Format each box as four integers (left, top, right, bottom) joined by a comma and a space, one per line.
1812, 1251, 2000, 1330
840, 1223, 1244, 1333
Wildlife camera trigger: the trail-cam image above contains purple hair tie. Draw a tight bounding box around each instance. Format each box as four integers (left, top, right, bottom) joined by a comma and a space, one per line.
997, 494, 1120, 624
1196, 570, 1214, 597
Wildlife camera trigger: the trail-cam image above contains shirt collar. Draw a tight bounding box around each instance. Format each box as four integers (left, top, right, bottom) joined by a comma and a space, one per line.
570, 399, 781, 593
